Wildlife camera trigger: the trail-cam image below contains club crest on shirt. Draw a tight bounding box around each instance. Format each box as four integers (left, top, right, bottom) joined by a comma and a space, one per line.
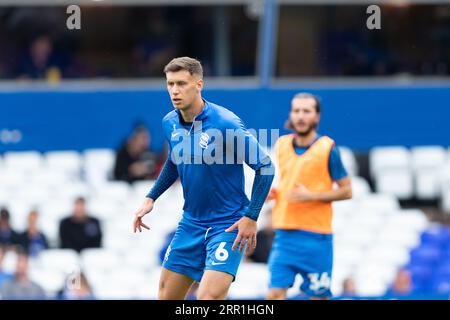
199, 132, 210, 149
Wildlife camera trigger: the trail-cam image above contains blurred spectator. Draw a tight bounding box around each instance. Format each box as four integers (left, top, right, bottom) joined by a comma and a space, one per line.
57, 271, 95, 300
247, 210, 274, 263
131, 12, 177, 77
59, 197, 102, 253
0, 250, 46, 299
18, 35, 62, 81
18, 210, 48, 257
342, 277, 357, 298
386, 269, 413, 297
0, 247, 13, 288
113, 125, 164, 183
0, 208, 20, 250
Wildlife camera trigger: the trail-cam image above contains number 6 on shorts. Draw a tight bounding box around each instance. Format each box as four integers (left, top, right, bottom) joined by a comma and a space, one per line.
215, 241, 229, 261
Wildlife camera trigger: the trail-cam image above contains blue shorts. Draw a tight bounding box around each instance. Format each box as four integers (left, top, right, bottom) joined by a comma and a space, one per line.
162, 216, 245, 283
268, 229, 333, 298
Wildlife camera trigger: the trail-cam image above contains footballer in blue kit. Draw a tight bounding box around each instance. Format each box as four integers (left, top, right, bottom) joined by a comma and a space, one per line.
132, 57, 274, 300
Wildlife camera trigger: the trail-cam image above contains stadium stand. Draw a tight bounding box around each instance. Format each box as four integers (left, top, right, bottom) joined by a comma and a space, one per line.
1, 146, 446, 299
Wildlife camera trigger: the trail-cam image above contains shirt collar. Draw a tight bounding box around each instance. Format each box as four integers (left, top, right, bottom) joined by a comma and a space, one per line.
175, 98, 210, 123
292, 133, 321, 149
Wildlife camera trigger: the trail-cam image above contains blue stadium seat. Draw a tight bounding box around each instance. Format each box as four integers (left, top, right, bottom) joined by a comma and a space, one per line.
409, 246, 442, 266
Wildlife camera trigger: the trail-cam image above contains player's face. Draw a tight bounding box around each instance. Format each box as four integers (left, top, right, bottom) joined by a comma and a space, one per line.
16, 254, 29, 276
290, 97, 320, 136
166, 70, 203, 111
74, 200, 86, 218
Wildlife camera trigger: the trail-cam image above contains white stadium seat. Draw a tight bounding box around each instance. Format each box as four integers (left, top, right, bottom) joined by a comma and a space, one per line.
7, 202, 35, 230
44, 151, 82, 178
11, 185, 53, 207
131, 269, 161, 299
30, 169, 76, 188
376, 227, 421, 250
369, 146, 411, 178
347, 213, 385, 232
92, 181, 131, 203
49, 182, 91, 202
332, 198, 357, 215
37, 249, 80, 274
339, 146, 359, 176
416, 170, 442, 199
362, 246, 410, 270
411, 146, 446, 199
3, 151, 43, 172
132, 180, 155, 198
87, 197, 124, 220
81, 248, 121, 272
349, 176, 371, 198
83, 148, 116, 186
90, 269, 154, 299
1, 250, 18, 274
335, 227, 378, 249
355, 265, 397, 297
107, 269, 151, 294
0, 170, 26, 190
39, 200, 74, 220
83, 269, 110, 291
122, 249, 160, 271
102, 232, 133, 252
334, 241, 366, 260
39, 214, 60, 247
359, 193, 400, 213
0, 185, 13, 205
370, 147, 413, 199
411, 146, 446, 171
354, 281, 388, 297
94, 282, 138, 300
228, 262, 269, 299
386, 209, 429, 232
374, 169, 414, 200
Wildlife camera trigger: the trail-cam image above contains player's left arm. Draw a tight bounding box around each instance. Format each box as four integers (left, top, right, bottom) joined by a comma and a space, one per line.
287, 176, 352, 202
286, 145, 352, 202
225, 121, 275, 254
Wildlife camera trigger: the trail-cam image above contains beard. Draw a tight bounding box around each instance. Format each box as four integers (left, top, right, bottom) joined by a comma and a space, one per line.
294, 122, 318, 137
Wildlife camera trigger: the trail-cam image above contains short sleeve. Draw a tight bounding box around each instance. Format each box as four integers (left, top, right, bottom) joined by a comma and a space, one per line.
328, 145, 348, 181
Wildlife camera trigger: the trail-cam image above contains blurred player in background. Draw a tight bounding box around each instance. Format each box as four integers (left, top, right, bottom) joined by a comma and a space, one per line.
266, 93, 352, 300
132, 57, 274, 300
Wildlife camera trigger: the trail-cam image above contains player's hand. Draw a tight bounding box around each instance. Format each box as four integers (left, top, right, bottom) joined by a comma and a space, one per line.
133, 198, 154, 233
225, 216, 257, 255
286, 183, 316, 202
266, 188, 277, 202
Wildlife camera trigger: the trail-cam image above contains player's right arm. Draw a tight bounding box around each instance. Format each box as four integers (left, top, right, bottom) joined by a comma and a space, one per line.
133, 159, 179, 233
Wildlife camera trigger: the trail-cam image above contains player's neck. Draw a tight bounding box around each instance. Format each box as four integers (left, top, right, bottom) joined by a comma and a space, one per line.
294, 131, 317, 147
180, 96, 205, 123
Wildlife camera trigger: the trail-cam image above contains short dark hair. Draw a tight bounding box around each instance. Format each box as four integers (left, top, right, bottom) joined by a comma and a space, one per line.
0, 207, 10, 221
164, 57, 203, 78
75, 197, 86, 204
292, 92, 321, 114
